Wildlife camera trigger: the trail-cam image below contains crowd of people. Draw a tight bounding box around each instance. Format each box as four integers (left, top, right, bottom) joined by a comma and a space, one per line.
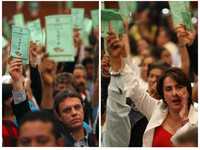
2, 1, 198, 148
101, 1, 198, 147
2, 1, 99, 147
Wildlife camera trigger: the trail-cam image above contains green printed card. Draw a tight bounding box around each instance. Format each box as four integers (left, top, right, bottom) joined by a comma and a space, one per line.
119, 1, 130, 19
2, 36, 8, 48
101, 20, 124, 37
83, 18, 92, 34
101, 20, 109, 37
13, 13, 25, 27
10, 25, 30, 64
3, 18, 11, 39
101, 9, 123, 21
27, 19, 43, 44
91, 9, 99, 28
42, 29, 46, 46
169, 1, 193, 30
49, 55, 75, 62
111, 20, 124, 34
65, 1, 73, 9
181, 11, 193, 31
45, 15, 75, 58
71, 8, 85, 29
128, 1, 137, 14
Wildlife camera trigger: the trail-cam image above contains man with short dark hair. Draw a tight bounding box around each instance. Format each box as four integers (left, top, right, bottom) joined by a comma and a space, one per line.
18, 110, 62, 147
54, 91, 96, 146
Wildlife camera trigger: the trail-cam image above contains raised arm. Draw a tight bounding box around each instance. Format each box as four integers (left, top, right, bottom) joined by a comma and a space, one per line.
8, 58, 31, 124
38, 55, 57, 109
176, 25, 196, 77
108, 23, 158, 120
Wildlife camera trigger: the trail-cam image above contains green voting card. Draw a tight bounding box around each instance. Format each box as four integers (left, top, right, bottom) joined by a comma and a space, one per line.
119, 1, 130, 19
65, 1, 73, 9
101, 20, 124, 37
71, 8, 85, 29
27, 19, 43, 44
83, 18, 92, 35
42, 29, 46, 46
2, 36, 8, 48
128, 1, 137, 14
169, 1, 193, 30
13, 13, 25, 27
11, 25, 30, 64
45, 15, 75, 57
119, 1, 137, 19
81, 18, 92, 46
101, 9, 124, 37
181, 11, 193, 31
29, 2, 39, 13
3, 18, 11, 39
91, 9, 99, 28
101, 9, 123, 21
111, 20, 124, 34
101, 20, 109, 37
49, 55, 75, 62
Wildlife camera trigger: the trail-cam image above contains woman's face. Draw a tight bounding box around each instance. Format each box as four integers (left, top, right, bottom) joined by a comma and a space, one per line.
163, 76, 189, 112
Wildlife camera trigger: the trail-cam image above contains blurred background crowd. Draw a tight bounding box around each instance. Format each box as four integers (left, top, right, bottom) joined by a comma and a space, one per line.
2, 1, 99, 147
101, 1, 198, 147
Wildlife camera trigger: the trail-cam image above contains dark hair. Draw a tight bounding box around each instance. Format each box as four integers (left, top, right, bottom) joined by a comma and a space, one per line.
157, 67, 193, 107
82, 57, 94, 67
2, 84, 13, 101
147, 61, 170, 77
53, 90, 83, 116
73, 64, 86, 72
19, 110, 60, 139
55, 72, 76, 87
2, 84, 13, 115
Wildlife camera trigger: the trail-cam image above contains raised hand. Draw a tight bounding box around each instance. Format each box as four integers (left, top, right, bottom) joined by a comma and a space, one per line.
177, 87, 189, 125
106, 22, 125, 72
176, 24, 196, 47
8, 58, 24, 90
107, 23, 124, 58
29, 41, 44, 67
73, 29, 82, 50
38, 55, 56, 109
38, 55, 57, 86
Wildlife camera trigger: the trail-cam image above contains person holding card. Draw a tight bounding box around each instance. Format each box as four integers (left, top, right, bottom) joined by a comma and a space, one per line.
103, 23, 197, 147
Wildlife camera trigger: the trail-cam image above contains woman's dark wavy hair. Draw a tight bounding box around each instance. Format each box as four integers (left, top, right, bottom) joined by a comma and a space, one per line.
157, 67, 193, 108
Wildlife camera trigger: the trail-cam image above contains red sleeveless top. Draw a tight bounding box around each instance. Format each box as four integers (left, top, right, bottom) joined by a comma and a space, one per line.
152, 126, 173, 147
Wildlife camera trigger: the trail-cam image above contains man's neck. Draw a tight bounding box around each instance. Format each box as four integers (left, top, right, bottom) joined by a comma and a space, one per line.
71, 127, 85, 141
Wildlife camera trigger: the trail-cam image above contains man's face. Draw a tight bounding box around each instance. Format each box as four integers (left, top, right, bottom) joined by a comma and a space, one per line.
18, 121, 57, 147
73, 69, 87, 92
58, 97, 84, 130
